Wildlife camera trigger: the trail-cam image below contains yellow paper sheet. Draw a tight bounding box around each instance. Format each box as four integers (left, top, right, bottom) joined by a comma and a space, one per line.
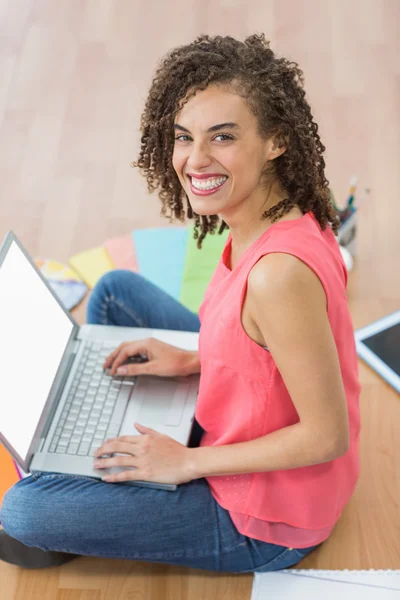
69, 246, 114, 289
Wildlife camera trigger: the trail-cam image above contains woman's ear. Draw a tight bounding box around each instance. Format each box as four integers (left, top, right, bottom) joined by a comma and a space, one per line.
263, 136, 287, 163
270, 145, 286, 160
269, 134, 287, 160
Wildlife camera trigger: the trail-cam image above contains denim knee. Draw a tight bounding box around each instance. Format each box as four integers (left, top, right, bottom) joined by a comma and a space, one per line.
0, 479, 37, 545
87, 269, 125, 302
86, 270, 152, 327
86, 269, 126, 324
93, 269, 128, 293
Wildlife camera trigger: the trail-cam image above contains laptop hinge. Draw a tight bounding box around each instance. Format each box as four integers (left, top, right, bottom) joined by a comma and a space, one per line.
69, 338, 80, 353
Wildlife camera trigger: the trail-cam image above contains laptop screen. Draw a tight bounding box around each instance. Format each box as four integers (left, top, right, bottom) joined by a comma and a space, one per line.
0, 240, 74, 459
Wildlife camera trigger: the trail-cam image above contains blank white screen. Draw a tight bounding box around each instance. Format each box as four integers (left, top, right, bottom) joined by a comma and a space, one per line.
0, 240, 74, 459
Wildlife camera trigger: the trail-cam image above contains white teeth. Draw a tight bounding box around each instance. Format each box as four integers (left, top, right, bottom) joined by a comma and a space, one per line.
191, 176, 227, 190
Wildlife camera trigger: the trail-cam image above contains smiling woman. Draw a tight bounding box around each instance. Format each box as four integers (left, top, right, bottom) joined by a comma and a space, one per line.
131, 33, 340, 249
0, 33, 361, 575
171, 91, 290, 217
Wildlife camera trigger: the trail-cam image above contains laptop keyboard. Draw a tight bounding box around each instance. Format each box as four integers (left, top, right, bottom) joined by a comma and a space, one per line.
49, 341, 134, 457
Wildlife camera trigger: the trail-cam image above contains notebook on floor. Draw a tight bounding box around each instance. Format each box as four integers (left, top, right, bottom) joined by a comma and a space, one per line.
0, 231, 200, 492
251, 569, 400, 599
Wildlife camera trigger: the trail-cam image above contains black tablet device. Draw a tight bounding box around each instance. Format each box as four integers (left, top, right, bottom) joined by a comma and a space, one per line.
355, 310, 400, 394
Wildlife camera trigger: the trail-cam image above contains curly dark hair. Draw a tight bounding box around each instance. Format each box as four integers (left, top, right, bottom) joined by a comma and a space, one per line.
131, 33, 340, 248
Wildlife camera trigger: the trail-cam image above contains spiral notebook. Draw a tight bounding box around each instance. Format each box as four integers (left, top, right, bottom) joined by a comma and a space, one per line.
251, 570, 400, 599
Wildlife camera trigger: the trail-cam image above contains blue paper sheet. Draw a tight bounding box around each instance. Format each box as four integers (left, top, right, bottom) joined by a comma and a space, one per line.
132, 227, 188, 300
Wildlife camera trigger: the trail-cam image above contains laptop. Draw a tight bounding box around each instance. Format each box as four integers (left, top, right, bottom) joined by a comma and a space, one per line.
0, 231, 200, 491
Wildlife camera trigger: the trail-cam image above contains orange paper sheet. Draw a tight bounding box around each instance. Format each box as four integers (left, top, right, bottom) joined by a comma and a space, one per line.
0, 444, 20, 510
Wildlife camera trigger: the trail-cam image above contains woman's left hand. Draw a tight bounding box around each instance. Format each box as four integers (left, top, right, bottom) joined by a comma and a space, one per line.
93, 422, 195, 485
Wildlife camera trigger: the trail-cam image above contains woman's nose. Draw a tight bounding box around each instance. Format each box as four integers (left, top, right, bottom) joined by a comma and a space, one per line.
187, 142, 212, 170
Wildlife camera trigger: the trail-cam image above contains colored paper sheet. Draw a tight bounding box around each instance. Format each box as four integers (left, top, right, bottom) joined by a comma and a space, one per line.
0, 444, 20, 514
34, 257, 88, 310
69, 246, 114, 289
179, 224, 229, 313
34, 257, 82, 282
132, 227, 188, 300
251, 570, 400, 600
47, 280, 87, 311
104, 235, 138, 272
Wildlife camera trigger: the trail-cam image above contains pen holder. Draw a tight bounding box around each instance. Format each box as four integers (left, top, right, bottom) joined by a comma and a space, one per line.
337, 210, 357, 258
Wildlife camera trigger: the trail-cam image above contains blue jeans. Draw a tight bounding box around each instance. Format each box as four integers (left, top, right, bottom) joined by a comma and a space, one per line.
1, 270, 320, 573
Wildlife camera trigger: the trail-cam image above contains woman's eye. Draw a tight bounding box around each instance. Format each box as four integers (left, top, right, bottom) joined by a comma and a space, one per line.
214, 134, 233, 142
174, 135, 190, 142
174, 134, 233, 142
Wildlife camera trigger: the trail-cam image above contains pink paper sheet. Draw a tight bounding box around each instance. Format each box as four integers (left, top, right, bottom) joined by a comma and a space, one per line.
104, 235, 138, 272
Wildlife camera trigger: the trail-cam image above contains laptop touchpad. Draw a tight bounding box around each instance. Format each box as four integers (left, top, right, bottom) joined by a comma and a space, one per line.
136, 378, 189, 426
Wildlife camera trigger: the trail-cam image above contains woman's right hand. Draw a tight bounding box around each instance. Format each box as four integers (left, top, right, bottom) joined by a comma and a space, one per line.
103, 337, 199, 379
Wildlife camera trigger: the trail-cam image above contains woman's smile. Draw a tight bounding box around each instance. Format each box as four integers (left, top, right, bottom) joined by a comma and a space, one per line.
189, 175, 229, 196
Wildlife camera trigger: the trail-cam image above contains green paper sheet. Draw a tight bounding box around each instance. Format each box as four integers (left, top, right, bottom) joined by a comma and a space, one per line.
179, 224, 229, 313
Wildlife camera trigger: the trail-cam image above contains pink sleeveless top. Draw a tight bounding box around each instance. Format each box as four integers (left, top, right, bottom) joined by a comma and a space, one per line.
195, 211, 361, 548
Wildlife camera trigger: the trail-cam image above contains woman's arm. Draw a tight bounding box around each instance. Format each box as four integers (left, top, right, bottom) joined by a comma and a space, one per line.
182, 350, 201, 375
188, 252, 350, 479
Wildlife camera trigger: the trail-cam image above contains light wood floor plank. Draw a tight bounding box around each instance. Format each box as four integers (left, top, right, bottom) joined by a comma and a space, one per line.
1, 0, 399, 597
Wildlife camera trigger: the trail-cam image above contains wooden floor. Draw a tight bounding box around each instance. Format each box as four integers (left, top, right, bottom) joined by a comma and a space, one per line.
1, 0, 399, 598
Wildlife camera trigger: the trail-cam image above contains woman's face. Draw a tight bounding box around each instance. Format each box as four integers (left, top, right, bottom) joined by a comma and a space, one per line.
172, 84, 282, 219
